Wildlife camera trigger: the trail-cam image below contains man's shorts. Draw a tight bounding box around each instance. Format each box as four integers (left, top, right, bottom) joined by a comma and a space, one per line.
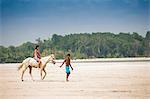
66, 66, 70, 74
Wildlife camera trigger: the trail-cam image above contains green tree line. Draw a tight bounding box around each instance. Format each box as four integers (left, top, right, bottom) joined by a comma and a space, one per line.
0, 32, 150, 63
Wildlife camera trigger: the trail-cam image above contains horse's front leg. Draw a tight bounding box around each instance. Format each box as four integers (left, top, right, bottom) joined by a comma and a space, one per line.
42, 69, 47, 80
40, 68, 44, 80
29, 66, 34, 81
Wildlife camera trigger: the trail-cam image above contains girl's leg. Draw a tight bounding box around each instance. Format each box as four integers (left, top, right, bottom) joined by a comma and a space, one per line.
38, 59, 41, 68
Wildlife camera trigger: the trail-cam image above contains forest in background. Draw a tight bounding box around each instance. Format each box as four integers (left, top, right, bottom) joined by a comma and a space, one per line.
0, 32, 150, 63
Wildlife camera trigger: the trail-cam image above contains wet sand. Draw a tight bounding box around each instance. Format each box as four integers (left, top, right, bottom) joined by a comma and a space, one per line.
0, 60, 150, 99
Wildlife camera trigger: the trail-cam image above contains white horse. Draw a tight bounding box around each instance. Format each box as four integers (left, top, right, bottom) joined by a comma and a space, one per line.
18, 54, 56, 81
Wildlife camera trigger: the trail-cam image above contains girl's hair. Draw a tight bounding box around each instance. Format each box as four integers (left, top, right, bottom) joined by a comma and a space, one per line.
35, 45, 39, 49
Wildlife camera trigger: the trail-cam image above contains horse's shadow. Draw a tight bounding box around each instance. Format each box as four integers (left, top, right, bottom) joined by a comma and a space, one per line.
34, 79, 65, 82
20, 79, 77, 82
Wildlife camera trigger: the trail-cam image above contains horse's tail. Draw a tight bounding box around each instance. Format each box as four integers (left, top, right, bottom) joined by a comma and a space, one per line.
18, 63, 23, 71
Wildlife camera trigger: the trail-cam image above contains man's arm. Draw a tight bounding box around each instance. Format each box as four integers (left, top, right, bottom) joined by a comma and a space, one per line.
69, 64, 73, 70
60, 60, 66, 68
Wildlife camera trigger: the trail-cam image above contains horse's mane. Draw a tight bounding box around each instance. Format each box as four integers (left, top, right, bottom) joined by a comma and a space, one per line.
41, 54, 54, 60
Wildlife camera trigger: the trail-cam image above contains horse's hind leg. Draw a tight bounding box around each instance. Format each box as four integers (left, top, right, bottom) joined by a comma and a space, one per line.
42, 69, 47, 80
29, 66, 34, 81
40, 69, 43, 80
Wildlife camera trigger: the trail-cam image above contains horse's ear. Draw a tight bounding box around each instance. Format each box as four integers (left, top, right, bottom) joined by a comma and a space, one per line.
51, 53, 54, 55
51, 53, 54, 56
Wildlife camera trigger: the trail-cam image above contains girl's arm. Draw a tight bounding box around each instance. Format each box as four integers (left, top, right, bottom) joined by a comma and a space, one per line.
37, 50, 41, 59
34, 50, 37, 57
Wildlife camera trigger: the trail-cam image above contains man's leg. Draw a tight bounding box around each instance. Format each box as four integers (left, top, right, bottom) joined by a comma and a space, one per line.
66, 73, 70, 81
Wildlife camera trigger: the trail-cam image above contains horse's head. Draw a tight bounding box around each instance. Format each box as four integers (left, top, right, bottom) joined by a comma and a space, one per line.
51, 54, 55, 60
50, 54, 56, 64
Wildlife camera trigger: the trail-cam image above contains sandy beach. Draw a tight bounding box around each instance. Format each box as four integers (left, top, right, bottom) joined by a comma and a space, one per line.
0, 58, 150, 99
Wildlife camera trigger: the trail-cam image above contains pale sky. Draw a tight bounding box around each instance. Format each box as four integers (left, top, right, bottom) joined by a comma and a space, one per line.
1, 0, 149, 46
